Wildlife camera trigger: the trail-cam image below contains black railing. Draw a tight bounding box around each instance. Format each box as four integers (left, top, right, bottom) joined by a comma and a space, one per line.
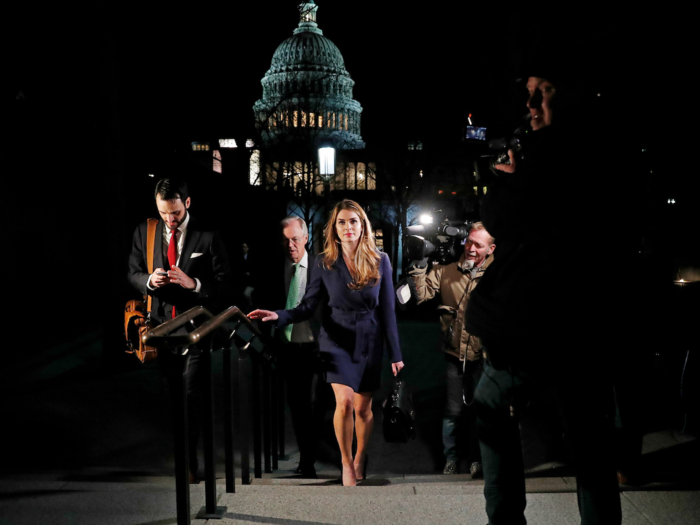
143, 306, 283, 525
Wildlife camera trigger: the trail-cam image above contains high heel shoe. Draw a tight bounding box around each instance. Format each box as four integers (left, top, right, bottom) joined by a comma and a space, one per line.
354, 454, 369, 481
341, 464, 357, 486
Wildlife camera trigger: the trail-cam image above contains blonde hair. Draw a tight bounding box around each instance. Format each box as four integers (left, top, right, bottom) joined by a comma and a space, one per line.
470, 221, 495, 245
322, 199, 381, 290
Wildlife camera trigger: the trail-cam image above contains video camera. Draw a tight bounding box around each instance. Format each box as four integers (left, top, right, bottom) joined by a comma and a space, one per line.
405, 211, 470, 266
483, 114, 531, 174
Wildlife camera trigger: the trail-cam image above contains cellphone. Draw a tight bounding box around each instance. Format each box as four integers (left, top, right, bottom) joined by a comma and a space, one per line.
156, 271, 168, 276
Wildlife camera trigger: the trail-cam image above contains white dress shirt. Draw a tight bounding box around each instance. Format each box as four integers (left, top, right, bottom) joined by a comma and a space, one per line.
147, 212, 201, 292
284, 250, 314, 343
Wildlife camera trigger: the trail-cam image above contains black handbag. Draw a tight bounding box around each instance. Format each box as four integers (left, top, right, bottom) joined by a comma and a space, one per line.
382, 377, 415, 443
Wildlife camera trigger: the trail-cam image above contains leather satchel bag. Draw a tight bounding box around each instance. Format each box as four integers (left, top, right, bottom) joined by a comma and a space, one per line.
124, 218, 159, 363
382, 377, 416, 443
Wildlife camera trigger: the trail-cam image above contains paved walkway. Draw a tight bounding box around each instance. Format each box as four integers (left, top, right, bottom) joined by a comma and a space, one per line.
2, 469, 699, 525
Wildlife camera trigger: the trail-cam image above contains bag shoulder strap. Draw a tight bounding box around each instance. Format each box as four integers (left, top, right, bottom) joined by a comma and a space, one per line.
146, 218, 159, 312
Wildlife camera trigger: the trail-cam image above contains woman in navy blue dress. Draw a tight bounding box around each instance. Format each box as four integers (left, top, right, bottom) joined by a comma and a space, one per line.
249, 199, 404, 486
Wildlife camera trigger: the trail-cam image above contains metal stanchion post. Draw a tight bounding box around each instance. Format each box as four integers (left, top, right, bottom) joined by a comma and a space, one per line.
279, 371, 286, 459
251, 355, 263, 479
263, 364, 272, 473
237, 341, 251, 485
271, 367, 279, 471
197, 341, 225, 519
173, 349, 191, 525
223, 338, 236, 493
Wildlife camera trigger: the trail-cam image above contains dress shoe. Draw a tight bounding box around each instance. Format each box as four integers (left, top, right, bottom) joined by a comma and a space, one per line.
617, 469, 647, 486
470, 462, 483, 479
294, 465, 317, 479
341, 465, 357, 486
354, 454, 369, 480
443, 460, 458, 475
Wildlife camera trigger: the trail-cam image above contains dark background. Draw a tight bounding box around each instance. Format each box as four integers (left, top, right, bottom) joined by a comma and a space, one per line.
6, 2, 694, 356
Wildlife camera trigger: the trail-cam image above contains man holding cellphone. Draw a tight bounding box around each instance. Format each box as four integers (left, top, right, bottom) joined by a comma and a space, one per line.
128, 177, 232, 483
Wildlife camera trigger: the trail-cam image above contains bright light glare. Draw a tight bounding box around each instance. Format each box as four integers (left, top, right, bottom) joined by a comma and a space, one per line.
419, 214, 433, 224
318, 147, 335, 177
219, 138, 237, 148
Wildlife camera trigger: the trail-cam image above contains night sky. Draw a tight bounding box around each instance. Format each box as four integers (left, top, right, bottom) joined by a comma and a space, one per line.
12, 2, 677, 159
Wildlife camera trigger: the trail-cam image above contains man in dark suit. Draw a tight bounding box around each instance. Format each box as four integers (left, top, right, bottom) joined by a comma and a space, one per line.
128, 177, 232, 482
260, 216, 326, 478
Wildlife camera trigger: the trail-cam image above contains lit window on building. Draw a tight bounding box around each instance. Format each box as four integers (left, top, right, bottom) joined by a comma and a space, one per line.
375, 229, 384, 251
318, 114, 323, 128
249, 150, 261, 185
345, 163, 356, 189
331, 163, 346, 191
338, 113, 343, 130
332, 112, 336, 128
345, 114, 348, 130
366, 163, 377, 189
302, 111, 307, 127
473, 186, 478, 194
483, 186, 488, 194
293, 111, 298, 127
219, 138, 237, 148
357, 162, 366, 190
192, 142, 210, 151
310, 112, 315, 127
213, 150, 222, 174
338, 162, 375, 190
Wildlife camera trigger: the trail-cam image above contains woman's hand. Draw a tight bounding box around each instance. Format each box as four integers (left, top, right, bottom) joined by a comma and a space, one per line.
247, 309, 278, 322
391, 361, 405, 376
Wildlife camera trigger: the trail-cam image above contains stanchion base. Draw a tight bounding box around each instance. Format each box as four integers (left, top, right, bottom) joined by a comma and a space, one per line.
196, 506, 227, 519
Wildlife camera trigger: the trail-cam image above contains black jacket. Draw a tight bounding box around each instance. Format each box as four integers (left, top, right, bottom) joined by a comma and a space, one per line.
127, 216, 233, 325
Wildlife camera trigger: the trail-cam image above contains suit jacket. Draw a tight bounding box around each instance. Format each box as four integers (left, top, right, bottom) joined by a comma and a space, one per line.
257, 249, 322, 341
127, 216, 233, 325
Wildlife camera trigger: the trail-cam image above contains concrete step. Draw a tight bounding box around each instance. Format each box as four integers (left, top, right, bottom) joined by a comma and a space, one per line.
2, 472, 699, 525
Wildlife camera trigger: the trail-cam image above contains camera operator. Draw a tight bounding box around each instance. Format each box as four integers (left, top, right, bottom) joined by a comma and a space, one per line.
465, 57, 625, 524
408, 222, 495, 477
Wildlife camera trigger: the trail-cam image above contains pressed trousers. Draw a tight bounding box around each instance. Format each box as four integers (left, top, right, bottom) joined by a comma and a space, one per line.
474, 357, 621, 525
443, 354, 482, 465
277, 342, 329, 470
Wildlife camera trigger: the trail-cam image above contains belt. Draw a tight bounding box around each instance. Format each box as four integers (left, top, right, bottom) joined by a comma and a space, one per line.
331, 308, 376, 363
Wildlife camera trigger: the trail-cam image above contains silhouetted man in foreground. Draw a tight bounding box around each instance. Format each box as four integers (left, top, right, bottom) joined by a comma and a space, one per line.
465, 62, 624, 524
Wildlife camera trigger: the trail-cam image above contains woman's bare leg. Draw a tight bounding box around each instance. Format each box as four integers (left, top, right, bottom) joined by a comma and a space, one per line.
353, 392, 373, 480
331, 383, 357, 486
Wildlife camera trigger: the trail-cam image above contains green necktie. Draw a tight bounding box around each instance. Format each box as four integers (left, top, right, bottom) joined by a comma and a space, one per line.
283, 263, 300, 342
